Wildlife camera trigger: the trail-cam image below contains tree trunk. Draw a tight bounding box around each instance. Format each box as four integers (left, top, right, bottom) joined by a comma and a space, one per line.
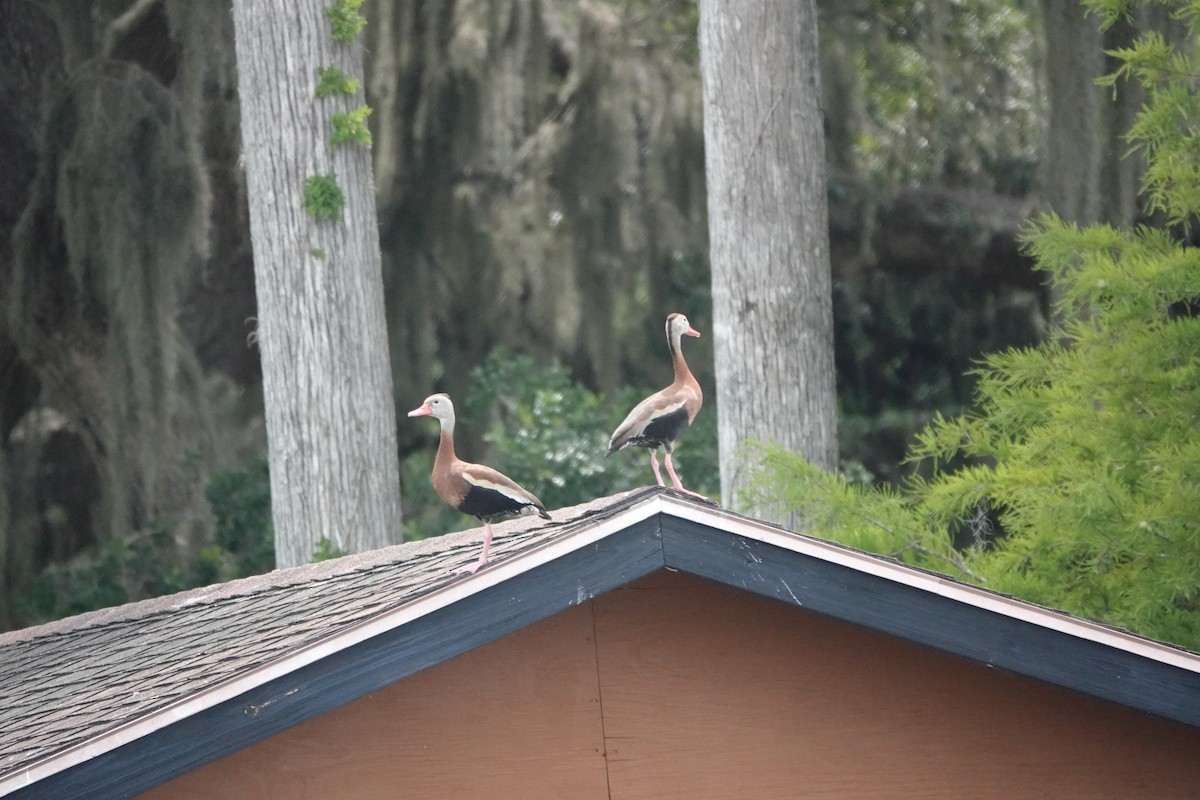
231, 0, 403, 567
698, 0, 838, 516
1039, 0, 1104, 227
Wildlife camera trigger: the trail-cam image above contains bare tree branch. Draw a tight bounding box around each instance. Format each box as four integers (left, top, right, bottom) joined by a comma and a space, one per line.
103, 0, 161, 57
857, 512, 989, 583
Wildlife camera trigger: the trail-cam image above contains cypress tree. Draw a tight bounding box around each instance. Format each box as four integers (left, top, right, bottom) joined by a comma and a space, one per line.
747, 0, 1200, 649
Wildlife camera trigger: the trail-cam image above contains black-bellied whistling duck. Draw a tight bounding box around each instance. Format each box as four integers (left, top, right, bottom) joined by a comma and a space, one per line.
608, 312, 704, 497
408, 393, 551, 575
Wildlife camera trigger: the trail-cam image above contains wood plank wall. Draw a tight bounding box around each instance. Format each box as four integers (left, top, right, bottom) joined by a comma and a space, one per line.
139, 570, 1200, 799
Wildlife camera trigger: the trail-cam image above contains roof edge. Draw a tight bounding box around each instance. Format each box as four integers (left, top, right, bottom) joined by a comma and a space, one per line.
656, 495, 1200, 673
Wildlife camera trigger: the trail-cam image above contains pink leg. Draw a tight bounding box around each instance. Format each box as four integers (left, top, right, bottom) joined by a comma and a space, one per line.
453, 520, 494, 575
648, 450, 665, 486
664, 452, 707, 499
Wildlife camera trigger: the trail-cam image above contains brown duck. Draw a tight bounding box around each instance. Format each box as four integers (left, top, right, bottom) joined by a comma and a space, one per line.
408, 393, 550, 574
608, 312, 704, 497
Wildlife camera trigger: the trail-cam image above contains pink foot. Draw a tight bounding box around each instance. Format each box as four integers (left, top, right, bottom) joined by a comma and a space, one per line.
665, 453, 707, 500
451, 522, 494, 576
452, 557, 489, 576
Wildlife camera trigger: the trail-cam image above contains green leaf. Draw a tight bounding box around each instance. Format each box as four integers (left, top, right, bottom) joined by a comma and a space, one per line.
315, 65, 361, 98
302, 173, 345, 220
329, 105, 373, 147
325, 0, 367, 44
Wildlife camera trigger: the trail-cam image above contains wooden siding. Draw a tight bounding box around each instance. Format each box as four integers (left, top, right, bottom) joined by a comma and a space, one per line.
140, 570, 1200, 799
661, 514, 1200, 726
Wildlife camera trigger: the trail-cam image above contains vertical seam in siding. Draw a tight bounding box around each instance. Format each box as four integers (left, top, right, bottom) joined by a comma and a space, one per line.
591, 597, 613, 800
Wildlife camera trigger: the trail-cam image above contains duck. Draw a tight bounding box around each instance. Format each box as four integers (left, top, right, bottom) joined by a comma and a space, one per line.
608, 312, 704, 497
408, 393, 551, 574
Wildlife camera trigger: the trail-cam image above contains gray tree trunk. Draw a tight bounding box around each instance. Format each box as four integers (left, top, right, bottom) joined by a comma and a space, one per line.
1038, 0, 1155, 328
698, 0, 838, 517
231, 0, 403, 567
1040, 0, 1104, 227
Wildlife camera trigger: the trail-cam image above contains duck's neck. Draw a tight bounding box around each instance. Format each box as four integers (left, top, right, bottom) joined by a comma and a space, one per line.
669, 332, 691, 384
435, 420, 458, 469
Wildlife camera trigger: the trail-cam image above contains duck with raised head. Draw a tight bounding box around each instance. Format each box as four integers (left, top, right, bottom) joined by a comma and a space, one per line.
408, 393, 551, 574
608, 312, 704, 497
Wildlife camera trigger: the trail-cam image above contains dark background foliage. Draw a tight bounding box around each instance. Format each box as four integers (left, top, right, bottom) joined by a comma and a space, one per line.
0, 0, 1143, 630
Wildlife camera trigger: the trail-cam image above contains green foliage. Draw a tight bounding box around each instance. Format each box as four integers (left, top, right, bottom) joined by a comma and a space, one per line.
744, 445, 982, 581
850, 0, 1039, 192
17, 457, 275, 625
629, 0, 699, 63
325, 0, 366, 44
463, 348, 719, 511
329, 105, 372, 147
747, 0, 1200, 650
926, 218, 1200, 642
311, 537, 348, 562
18, 524, 198, 623
206, 455, 275, 576
315, 66, 360, 98
1099, 28, 1200, 225
302, 173, 344, 220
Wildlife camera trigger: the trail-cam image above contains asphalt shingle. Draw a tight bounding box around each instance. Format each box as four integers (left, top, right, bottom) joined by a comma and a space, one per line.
0, 489, 646, 779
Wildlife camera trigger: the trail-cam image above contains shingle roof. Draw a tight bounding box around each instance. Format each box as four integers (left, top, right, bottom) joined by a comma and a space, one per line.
3, 487, 1200, 800
0, 488, 640, 787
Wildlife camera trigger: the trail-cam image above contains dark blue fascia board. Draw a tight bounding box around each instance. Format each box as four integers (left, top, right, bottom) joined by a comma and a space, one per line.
660, 515, 1200, 729
18, 517, 665, 800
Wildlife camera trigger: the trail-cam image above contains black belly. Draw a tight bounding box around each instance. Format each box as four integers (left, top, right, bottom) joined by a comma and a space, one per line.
629, 406, 690, 449
458, 484, 531, 520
